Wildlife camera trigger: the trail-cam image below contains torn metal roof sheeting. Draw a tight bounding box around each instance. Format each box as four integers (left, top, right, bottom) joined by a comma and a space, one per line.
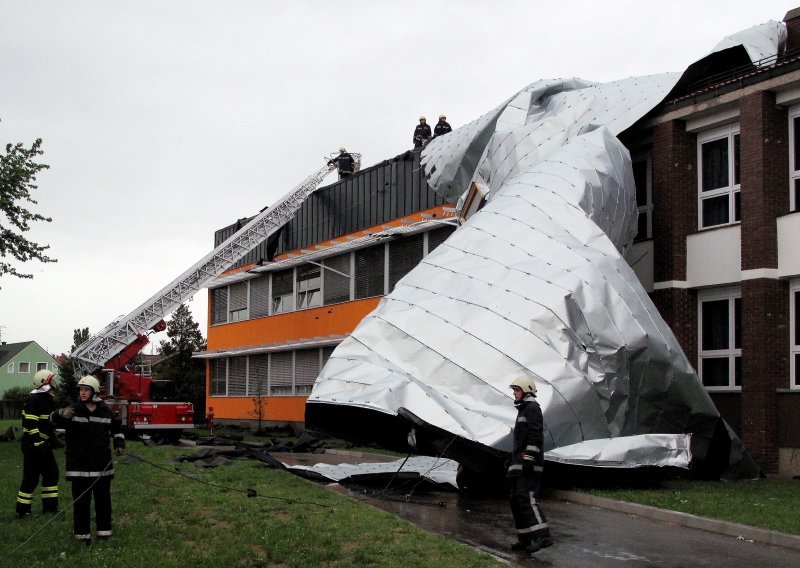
307, 22, 782, 479
286, 456, 459, 489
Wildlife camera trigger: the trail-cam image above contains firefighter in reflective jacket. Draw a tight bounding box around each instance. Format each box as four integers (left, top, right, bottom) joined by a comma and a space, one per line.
51, 375, 125, 542
16, 369, 60, 518
507, 376, 553, 554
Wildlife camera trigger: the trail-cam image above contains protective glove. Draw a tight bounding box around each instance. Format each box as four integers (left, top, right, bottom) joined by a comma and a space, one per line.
59, 407, 75, 419
115, 446, 125, 456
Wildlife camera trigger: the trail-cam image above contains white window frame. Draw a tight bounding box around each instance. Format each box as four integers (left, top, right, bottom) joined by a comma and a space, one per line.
632, 153, 653, 240
296, 264, 322, 310
697, 124, 740, 230
792, 279, 800, 389
18, 361, 30, 374
789, 107, 800, 213
36, 362, 48, 372
7, 362, 14, 374
698, 286, 741, 391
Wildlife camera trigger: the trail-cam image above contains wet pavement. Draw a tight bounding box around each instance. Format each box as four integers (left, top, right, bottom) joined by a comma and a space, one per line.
275, 453, 800, 567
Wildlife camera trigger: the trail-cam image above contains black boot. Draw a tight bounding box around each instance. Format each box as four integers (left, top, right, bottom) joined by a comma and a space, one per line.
526, 536, 553, 554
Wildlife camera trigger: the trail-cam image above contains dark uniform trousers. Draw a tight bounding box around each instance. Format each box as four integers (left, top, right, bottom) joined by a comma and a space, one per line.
72, 476, 113, 539
17, 447, 59, 515
508, 472, 549, 542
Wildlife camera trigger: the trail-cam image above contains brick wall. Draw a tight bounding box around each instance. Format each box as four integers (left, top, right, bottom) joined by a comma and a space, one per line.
651, 120, 696, 282
740, 91, 789, 271
741, 279, 790, 473
651, 288, 697, 363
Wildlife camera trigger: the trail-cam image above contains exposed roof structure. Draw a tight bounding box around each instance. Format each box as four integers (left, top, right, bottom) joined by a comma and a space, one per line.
306, 21, 786, 479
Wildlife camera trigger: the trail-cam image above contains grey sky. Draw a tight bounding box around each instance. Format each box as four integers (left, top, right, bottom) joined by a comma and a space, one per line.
0, 1, 794, 355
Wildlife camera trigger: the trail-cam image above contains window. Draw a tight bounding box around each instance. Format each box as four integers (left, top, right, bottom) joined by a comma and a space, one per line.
790, 110, 800, 212
227, 356, 247, 396
632, 154, 652, 240
228, 282, 248, 322
389, 233, 424, 292
426, 225, 456, 254
355, 245, 385, 299
294, 349, 320, 395
323, 254, 351, 305
296, 264, 322, 310
210, 359, 227, 396
248, 354, 269, 397
272, 269, 294, 314
250, 275, 270, 319
6, 363, 13, 374
18, 362, 30, 374
792, 280, 800, 388
698, 287, 741, 389
270, 352, 294, 395
36, 362, 48, 372
211, 287, 228, 325
698, 125, 740, 229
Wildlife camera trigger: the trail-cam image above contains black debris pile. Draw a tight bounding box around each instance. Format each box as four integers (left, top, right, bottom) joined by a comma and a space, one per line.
172, 445, 288, 470
0, 426, 15, 442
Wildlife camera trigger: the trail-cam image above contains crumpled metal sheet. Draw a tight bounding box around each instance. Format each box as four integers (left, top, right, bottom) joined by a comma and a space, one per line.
711, 20, 786, 64
545, 434, 692, 469
308, 22, 781, 475
286, 456, 459, 489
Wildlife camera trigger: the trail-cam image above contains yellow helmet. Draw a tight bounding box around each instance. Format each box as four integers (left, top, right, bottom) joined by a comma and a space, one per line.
33, 369, 55, 389
77, 375, 101, 394
509, 376, 537, 396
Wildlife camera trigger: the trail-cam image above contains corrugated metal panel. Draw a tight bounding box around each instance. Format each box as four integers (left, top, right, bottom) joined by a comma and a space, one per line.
294, 349, 319, 395
228, 356, 247, 396
250, 275, 270, 319
389, 233, 424, 292
270, 351, 293, 395
323, 253, 350, 305
354, 244, 385, 299
211, 288, 228, 325
248, 354, 269, 396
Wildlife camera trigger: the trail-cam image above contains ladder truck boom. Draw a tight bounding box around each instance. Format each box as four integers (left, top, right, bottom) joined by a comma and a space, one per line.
72, 155, 360, 376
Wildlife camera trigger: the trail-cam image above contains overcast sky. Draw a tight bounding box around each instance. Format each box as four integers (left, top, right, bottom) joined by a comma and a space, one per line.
0, 0, 795, 356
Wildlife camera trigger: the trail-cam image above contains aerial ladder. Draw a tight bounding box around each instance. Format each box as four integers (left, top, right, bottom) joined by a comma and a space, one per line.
70, 153, 361, 434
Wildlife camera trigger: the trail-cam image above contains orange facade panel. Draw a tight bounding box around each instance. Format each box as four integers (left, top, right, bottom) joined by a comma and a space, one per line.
205, 395, 307, 422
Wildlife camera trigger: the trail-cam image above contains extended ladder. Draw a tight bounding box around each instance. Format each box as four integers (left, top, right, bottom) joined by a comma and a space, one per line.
72, 155, 360, 375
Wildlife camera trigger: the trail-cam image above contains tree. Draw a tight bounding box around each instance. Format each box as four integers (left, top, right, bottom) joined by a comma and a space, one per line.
1, 133, 55, 281
156, 304, 207, 415
56, 327, 91, 404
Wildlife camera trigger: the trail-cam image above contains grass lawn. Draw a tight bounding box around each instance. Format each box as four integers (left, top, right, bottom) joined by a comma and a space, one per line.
0, 420, 499, 567
583, 476, 800, 536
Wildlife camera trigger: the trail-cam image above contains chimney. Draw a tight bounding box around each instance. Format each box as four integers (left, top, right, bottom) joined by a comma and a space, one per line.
784, 8, 800, 53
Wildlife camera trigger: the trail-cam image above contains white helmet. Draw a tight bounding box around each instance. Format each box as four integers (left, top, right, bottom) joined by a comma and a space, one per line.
33, 369, 55, 389
439, 114, 446, 119
77, 375, 101, 394
339, 147, 346, 152
419, 115, 426, 121
509, 376, 537, 396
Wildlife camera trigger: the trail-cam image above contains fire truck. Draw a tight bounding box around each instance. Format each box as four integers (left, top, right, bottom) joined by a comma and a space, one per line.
70, 155, 358, 436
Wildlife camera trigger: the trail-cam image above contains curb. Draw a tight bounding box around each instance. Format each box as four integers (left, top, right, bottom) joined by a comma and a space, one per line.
551, 489, 800, 551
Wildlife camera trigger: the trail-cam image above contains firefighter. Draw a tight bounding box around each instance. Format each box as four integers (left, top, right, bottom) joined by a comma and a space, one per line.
433, 114, 452, 137
16, 369, 60, 518
507, 375, 553, 554
413, 116, 432, 148
328, 147, 355, 179
51, 375, 125, 543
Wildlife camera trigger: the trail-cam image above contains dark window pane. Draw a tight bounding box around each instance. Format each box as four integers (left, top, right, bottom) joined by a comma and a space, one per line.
355, 245, 385, 299
212, 288, 228, 325
734, 297, 741, 349
702, 138, 729, 191
296, 264, 321, 310
636, 213, 648, 241
702, 299, 730, 350
323, 254, 351, 305
795, 291, 800, 347
734, 191, 741, 222
734, 356, 741, 387
210, 359, 226, 395
702, 195, 729, 227
795, 353, 800, 388
272, 269, 294, 314
702, 357, 730, 387
389, 233, 424, 292
632, 160, 648, 206
250, 276, 270, 319
733, 134, 740, 186
794, 117, 800, 170
794, 179, 800, 212
427, 225, 456, 254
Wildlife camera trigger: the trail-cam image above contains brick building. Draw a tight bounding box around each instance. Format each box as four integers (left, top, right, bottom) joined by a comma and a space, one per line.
619, 8, 800, 475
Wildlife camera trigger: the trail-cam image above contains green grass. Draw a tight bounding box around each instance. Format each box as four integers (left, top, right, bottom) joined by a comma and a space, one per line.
0, 419, 499, 567
584, 476, 800, 536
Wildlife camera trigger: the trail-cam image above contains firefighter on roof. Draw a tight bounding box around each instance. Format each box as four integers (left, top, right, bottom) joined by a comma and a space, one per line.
328, 147, 355, 179
51, 375, 125, 543
16, 369, 60, 518
413, 116, 432, 148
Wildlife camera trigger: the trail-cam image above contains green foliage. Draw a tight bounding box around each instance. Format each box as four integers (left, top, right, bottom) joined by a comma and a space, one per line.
56, 327, 92, 405
0, 428, 498, 567
156, 304, 207, 409
1, 385, 29, 401
0, 133, 55, 281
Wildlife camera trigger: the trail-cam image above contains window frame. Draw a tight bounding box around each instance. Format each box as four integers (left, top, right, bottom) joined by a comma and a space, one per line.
18, 361, 30, 374
697, 286, 742, 391
632, 153, 652, 241
7, 362, 14, 374
697, 124, 741, 230
789, 107, 800, 213
791, 279, 800, 389
36, 362, 48, 372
